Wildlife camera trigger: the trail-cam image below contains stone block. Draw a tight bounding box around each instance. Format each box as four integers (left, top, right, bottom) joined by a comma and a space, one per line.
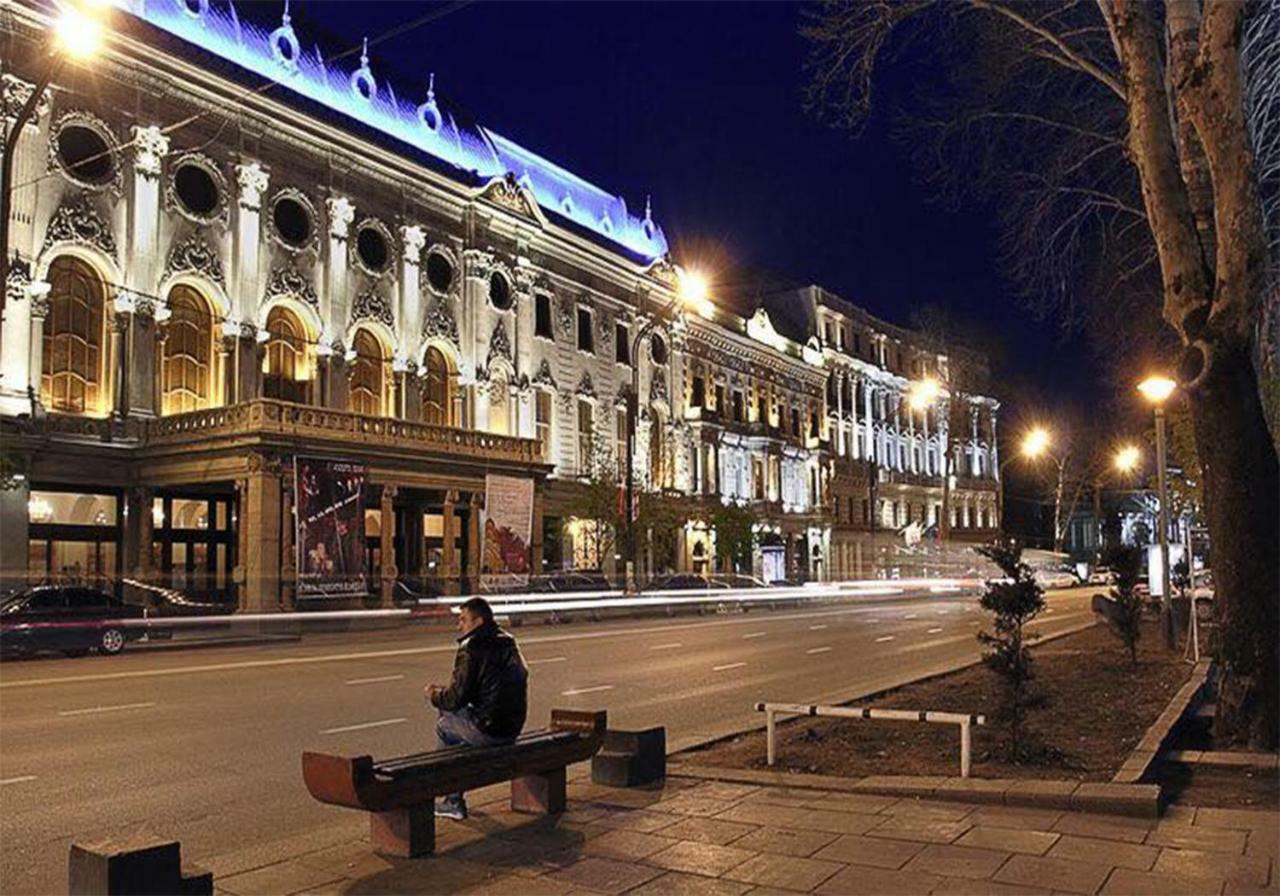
370, 805, 435, 858
513, 767, 568, 815
1070, 782, 1161, 818
1003, 779, 1078, 810
593, 727, 667, 788
69, 832, 210, 896
934, 778, 1014, 805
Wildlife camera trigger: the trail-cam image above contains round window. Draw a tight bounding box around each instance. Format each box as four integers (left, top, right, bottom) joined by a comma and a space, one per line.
425, 251, 453, 294
56, 123, 114, 185
172, 161, 220, 218
355, 224, 390, 273
488, 271, 512, 310
650, 333, 668, 366
271, 195, 312, 248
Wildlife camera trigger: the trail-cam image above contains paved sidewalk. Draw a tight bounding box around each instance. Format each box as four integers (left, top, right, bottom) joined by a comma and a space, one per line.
211, 774, 1279, 895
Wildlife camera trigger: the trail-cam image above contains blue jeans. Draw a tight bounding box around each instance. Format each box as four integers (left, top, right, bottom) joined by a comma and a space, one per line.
436, 707, 514, 802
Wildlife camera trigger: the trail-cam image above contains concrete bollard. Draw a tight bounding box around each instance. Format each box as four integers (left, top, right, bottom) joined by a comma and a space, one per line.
592, 727, 666, 787
68, 831, 212, 896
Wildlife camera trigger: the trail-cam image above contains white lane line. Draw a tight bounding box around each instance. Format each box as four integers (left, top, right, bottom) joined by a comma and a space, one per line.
927, 627, 944, 634
971, 621, 982, 626
1046, 608, 1055, 614
527, 656, 567, 665
903, 613, 918, 619
742, 632, 767, 640
322, 718, 406, 735
875, 635, 895, 643
937, 610, 950, 615
562, 685, 613, 696
806, 647, 832, 655
808, 624, 828, 631
713, 662, 747, 672
0, 775, 37, 786
58, 702, 156, 717
867, 618, 880, 624
344, 674, 405, 685
649, 643, 683, 651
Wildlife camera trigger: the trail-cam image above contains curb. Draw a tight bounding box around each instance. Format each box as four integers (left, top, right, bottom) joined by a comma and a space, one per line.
1112, 658, 1212, 785
668, 762, 1161, 817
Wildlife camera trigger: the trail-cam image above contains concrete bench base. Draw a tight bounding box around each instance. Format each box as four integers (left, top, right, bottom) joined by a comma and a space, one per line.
69, 832, 212, 895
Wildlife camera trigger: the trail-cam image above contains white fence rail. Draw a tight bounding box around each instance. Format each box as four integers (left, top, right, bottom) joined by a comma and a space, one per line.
754, 701, 986, 778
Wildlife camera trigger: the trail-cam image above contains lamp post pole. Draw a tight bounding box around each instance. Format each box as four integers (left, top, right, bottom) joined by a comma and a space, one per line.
1154, 403, 1175, 648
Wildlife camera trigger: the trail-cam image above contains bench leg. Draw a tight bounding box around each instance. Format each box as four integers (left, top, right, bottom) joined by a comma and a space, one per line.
511, 767, 566, 815
369, 805, 435, 858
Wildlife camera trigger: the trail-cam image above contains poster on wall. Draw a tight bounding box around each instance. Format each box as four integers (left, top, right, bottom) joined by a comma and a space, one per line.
295, 458, 367, 599
482, 474, 533, 590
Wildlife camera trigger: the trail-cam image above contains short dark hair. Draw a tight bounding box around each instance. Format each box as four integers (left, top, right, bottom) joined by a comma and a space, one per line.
460, 597, 494, 624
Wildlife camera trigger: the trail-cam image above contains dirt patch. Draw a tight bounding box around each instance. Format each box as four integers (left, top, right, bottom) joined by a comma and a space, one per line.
1160, 762, 1280, 810
684, 620, 1192, 782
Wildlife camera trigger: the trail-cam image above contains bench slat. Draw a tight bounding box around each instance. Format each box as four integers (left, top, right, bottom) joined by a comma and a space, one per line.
373, 732, 582, 780
373, 730, 566, 772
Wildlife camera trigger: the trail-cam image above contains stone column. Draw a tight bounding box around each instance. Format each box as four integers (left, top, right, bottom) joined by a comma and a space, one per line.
530, 479, 544, 576
129, 125, 169, 290
379, 484, 398, 607
239, 454, 282, 612
109, 307, 131, 419
218, 329, 236, 407
0, 277, 35, 413
441, 490, 457, 596
124, 486, 156, 582
400, 225, 425, 368
324, 196, 354, 338
233, 163, 269, 323
27, 292, 49, 408
130, 301, 159, 416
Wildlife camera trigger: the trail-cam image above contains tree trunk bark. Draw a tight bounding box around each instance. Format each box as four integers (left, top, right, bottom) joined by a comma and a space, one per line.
1189, 340, 1280, 749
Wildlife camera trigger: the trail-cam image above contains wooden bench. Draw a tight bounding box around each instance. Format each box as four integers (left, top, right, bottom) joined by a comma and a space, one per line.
301, 708, 606, 856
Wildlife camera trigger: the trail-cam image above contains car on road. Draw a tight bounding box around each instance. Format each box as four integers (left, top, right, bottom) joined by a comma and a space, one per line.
1033, 567, 1079, 590
648, 573, 730, 591
0, 585, 147, 658
1087, 567, 1115, 586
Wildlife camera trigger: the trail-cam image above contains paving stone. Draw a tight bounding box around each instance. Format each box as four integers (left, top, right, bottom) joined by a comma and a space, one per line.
755, 788, 834, 808
723, 853, 844, 892
686, 783, 765, 802
713, 803, 880, 836
729, 827, 840, 858
646, 841, 760, 877
660, 818, 761, 846
1223, 878, 1280, 896
934, 778, 1016, 805
955, 825, 1060, 856
993, 854, 1113, 895
882, 798, 979, 821
967, 807, 1065, 831
1246, 831, 1280, 858
583, 829, 681, 861
1195, 810, 1280, 833
1052, 813, 1154, 845
1004, 779, 1078, 810
459, 872, 582, 895
851, 776, 950, 798
1154, 848, 1272, 887
294, 840, 385, 876
1148, 824, 1250, 855
218, 859, 348, 896
651, 796, 746, 818
1071, 783, 1161, 818
587, 809, 683, 834
814, 864, 943, 895
864, 814, 972, 844
903, 842, 1012, 879
625, 870, 754, 896
1099, 867, 1227, 895
544, 856, 665, 895
930, 876, 1055, 895
1045, 834, 1159, 871
810, 834, 925, 870
802, 793, 898, 815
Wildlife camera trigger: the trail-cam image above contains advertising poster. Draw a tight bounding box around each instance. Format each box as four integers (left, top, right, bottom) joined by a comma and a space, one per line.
295, 458, 367, 598
482, 474, 533, 590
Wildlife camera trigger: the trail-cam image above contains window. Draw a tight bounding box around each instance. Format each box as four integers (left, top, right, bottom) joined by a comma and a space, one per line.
752, 458, 764, 500
714, 384, 725, 413
162, 285, 213, 415
577, 307, 593, 353
853, 331, 862, 357
577, 400, 595, 474
42, 256, 105, 414
349, 329, 385, 416
732, 390, 744, 423
615, 408, 628, 477
690, 375, 705, 408
535, 294, 553, 339
615, 322, 630, 364
270, 194, 313, 248
262, 306, 312, 404
172, 160, 220, 219
790, 408, 800, 436
535, 389, 553, 457
55, 123, 115, 185
421, 346, 454, 426
650, 333, 667, 365
425, 251, 454, 294
756, 394, 768, 424
355, 223, 391, 274
489, 271, 512, 310
862, 499, 870, 524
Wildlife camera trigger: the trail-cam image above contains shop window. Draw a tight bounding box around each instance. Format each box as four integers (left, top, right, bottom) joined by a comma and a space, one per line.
42, 256, 105, 415
26, 489, 120, 583
262, 305, 312, 404
349, 329, 385, 416
421, 345, 454, 426
162, 285, 214, 415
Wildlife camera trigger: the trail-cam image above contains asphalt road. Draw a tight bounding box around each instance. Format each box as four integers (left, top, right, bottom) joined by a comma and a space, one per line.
0, 587, 1096, 894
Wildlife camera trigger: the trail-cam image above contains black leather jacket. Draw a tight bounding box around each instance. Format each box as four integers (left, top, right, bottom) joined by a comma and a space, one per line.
431, 622, 528, 738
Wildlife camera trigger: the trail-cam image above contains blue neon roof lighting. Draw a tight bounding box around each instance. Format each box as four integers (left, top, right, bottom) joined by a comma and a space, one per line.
111, 0, 670, 263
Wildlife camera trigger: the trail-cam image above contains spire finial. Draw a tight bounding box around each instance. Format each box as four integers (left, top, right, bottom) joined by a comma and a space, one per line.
644, 194, 652, 222
361, 37, 369, 67
427, 72, 435, 101
282, 0, 290, 25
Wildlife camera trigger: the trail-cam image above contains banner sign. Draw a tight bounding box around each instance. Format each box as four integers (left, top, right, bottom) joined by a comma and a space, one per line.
482, 474, 534, 589
295, 458, 367, 599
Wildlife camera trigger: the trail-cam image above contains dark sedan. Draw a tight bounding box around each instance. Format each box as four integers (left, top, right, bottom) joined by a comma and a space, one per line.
0, 586, 147, 658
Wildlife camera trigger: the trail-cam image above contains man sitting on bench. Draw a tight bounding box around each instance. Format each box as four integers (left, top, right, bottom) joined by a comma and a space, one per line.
425, 597, 529, 820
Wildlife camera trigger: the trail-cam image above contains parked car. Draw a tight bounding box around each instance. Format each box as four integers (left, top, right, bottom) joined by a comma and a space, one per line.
1033, 568, 1078, 590
648, 573, 729, 591
546, 571, 614, 593
1087, 567, 1115, 586
0, 586, 147, 658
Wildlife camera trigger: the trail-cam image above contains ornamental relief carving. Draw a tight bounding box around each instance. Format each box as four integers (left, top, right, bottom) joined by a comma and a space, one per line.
41, 196, 118, 260
131, 125, 169, 179
576, 372, 596, 399
487, 319, 513, 369
6, 258, 31, 307
462, 247, 494, 282
2, 74, 50, 128
555, 296, 575, 339
422, 299, 459, 348
479, 173, 538, 221
532, 358, 557, 389
264, 265, 319, 309
650, 371, 668, 405
163, 232, 225, 288
350, 290, 394, 329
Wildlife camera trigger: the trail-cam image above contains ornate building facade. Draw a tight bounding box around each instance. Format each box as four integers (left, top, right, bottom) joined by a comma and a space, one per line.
0, 0, 999, 607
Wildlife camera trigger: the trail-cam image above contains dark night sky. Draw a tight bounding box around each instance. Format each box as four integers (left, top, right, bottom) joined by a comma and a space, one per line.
290, 0, 1101, 410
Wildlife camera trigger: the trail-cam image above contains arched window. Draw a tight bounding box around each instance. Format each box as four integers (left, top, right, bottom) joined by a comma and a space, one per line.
262, 306, 312, 404
162, 285, 214, 415
42, 256, 105, 414
648, 412, 665, 490
488, 371, 510, 435
348, 329, 385, 416
421, 346, 453, 426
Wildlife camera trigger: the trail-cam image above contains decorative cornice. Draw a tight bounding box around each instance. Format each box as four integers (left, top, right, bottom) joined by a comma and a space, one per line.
350, 290, 394, 329
163, 232, 225, 288
479, 172, 539, 221
264, 265, 319, 309
41, 196, 117, 260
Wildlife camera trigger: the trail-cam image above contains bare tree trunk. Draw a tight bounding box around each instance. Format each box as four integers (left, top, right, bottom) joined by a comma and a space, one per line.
1052, 460, 1066, 554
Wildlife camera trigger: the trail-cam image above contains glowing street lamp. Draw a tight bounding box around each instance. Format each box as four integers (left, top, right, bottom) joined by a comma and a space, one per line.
1021, 427, 1050, 459
1138, 374, 1177, 647
1114, 445, 1141, 474
907, 377, 941, 412
54, 5, 105, 59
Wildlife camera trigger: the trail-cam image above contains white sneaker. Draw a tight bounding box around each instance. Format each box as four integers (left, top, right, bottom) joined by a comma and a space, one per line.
435, 797, 468, 821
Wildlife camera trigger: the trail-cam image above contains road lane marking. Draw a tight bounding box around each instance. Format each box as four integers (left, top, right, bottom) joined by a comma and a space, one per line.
806, 647, 832, 655
742, 632, 766, 639
867, 618, 880, 623
58, 702, 155, 717
903, 613, 918, 619
562, 685, 613, 696
713, 662, 747, 672
0, 775, 37, 786
649, 643, 683, 651
927, 628, 944, 634
344, 674, 405, 685
809, 624, 828, 630
527, 656, 567, 665
875, 636, 895, 643
937, 610, 950, 615
322, 718, 406, 735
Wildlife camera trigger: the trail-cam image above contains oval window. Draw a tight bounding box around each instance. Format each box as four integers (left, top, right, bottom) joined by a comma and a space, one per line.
271, 195, 312, 248
488, 271, 512, 310
425, 251, 453, 294
355, 224, 390, 273
650, 333, 668, 366
173, 161, 220, 218
56, 123, 114, 185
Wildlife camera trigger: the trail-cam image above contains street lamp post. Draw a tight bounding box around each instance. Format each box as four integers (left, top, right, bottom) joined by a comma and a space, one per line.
996, 427, 1049, 542
1138, 375, 1178, 648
